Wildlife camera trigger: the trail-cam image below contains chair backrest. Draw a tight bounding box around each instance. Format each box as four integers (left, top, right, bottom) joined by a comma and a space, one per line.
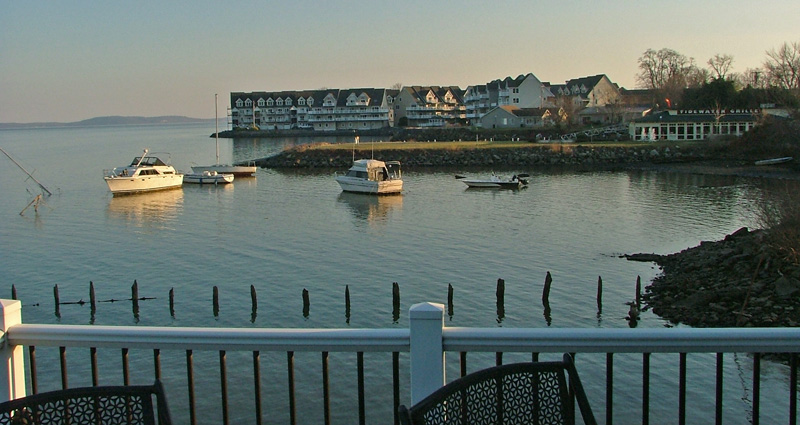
399, 353, 596, 425
0, 381, 172, 425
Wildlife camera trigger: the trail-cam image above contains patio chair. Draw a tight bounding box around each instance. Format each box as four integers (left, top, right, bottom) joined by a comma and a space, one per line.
399, 353, 596, 425
0, 380, 172, 425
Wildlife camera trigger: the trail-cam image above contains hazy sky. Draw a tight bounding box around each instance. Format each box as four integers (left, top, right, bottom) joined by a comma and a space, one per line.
2, 1, 798, 123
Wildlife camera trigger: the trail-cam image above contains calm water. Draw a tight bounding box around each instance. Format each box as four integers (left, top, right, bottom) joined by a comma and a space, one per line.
0, 124, 793, 424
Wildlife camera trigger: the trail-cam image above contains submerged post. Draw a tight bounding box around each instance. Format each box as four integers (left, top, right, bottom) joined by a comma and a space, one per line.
169, 288, 175, 317
542, 272, 552, 304
597, 276, 603, 312
213, 286, 220, 317
0, 299, 27, 401
53, 285, 60, 317
409, 302, 445, 404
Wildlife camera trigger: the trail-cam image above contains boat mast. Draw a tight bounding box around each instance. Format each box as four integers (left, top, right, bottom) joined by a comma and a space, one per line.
215, 93, 220, 165
0, 146, 52, 196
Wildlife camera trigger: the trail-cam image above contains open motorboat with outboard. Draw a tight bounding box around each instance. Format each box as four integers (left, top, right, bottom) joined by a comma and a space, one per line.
335, 159, 403, 194
103, 149, 184, 195
183, 170, 234, 185
459, 173, 529, 189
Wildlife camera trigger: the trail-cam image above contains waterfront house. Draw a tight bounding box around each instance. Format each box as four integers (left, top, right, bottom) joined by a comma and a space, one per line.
393, 86, 466, 127
546, 74, 621, 109
464, 73, 554, 127
230, 88, 393, 131
478, 105, 564, 129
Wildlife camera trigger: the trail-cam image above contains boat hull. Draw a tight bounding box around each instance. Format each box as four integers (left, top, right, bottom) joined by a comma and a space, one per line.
104, 174, 184, 195
336, 176, 403, 195
191, 165, 256, 177
461, 179, 522, 189
183, 173, 234, 184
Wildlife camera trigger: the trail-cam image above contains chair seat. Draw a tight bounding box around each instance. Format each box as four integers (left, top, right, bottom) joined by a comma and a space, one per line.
0, 381, 172, 425
399, 353, 596, 425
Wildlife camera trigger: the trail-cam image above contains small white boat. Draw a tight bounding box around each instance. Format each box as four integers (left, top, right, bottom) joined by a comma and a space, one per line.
459, 174, 529, 189
191, 163, 256, 177
183, 170, 234, 185
335, 159, 403, 195
103, 149, 183, 195
754, 157, 793, 166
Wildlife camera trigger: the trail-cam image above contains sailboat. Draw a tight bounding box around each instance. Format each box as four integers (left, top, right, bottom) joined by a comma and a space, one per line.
191, 94, 257, 177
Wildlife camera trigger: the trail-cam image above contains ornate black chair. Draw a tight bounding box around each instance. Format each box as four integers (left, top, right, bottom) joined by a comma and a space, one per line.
399, 353, 596, 425
0, 381, 171, 425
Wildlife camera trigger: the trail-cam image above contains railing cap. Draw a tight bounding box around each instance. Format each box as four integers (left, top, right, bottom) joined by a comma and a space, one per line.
409, 302, 444, 320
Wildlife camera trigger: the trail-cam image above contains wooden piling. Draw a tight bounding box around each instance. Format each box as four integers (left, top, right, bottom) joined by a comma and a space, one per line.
11, 285, 17, 300
169, 288, 175, 317
392, 282, 400, 322
131, 280, 139, 317
53, 284, 61, 317
447, 284, 454, 317
89, 281, 97, 313
542, 272, 552, 304
302, 289, 310, 317
213, 286, 220, 317
496, 278, 505, 303
345, 285, 351, 322
250, 285, 258, 315
596, 276, 603, 312
635, 276, 641, 307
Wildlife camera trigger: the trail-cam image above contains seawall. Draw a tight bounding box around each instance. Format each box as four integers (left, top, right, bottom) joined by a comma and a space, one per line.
254, 144, 707, 169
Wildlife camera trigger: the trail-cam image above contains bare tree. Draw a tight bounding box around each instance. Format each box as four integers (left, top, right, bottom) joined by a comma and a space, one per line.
708, 54, 734, 80
764, 41, 800, 91
390, 82, 403, 90
739, 68, 768, 89
636, 48, 701, 107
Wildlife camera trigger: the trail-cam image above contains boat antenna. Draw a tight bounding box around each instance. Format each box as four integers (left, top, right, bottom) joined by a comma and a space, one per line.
215, 93, 220, 165
0, 146, 52, 196
135, 149, 148, 167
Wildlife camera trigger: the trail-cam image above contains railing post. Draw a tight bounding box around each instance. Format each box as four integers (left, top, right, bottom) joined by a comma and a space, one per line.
409, 302, 445, 404
0, 299, 26, 401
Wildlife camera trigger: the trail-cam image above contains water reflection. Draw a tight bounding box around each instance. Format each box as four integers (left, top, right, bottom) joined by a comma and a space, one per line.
337, 192, 402, 224
106, 189, 184, 227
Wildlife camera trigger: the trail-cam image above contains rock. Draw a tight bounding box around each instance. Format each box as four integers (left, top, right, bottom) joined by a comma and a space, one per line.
774, 275, 800, 298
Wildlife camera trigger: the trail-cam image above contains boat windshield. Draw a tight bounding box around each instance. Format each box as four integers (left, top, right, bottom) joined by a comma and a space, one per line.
131, 156, 167, 167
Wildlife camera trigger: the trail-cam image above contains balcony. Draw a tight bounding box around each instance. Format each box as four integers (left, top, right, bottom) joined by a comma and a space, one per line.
1, 300, 798, 425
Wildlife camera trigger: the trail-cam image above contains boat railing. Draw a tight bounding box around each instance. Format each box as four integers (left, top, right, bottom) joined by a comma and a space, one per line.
1, 300, 799, 425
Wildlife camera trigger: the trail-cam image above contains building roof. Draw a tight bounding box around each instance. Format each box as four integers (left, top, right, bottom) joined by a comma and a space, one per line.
634, 110, 760, 124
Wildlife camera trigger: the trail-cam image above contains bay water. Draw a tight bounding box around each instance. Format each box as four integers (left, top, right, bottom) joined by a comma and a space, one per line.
0, 123, 793, 424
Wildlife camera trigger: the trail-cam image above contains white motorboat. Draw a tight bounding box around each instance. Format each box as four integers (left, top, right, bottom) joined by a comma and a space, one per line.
183, 170, 234, 185
192, 94, 257, 177
459, 173, 529, 189
103, 149, 183, 195
335, 159, 403, 195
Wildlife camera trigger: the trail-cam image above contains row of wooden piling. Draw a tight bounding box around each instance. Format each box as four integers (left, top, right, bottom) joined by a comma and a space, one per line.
10, 273, 644, 323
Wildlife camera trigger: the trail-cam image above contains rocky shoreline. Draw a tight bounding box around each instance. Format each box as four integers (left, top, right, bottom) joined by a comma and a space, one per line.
255, 143, 710, 170
628, 227, 800, 328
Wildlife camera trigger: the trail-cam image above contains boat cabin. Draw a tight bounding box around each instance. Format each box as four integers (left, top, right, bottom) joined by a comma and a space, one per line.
345, 159, 401, 182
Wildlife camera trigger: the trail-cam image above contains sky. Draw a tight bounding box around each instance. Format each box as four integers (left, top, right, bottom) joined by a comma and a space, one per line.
1, 1, 798, 123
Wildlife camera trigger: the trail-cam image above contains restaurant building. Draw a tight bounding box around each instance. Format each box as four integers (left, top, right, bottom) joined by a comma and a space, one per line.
629, 109, 760, 141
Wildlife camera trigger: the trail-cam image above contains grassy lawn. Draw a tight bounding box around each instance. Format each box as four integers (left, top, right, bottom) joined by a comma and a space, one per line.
307, 139, 699, 151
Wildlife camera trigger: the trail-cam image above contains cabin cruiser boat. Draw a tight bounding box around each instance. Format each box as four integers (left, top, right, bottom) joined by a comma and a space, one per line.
335, 159, 403, 195
183, 170, 234, 185
103, 149, 183, 195
459, 173, 529, 189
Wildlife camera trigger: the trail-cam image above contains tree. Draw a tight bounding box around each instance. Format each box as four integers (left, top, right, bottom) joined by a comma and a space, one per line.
764, 41, 800, 91
636, 48, 701, 107
708, 54, 734, 80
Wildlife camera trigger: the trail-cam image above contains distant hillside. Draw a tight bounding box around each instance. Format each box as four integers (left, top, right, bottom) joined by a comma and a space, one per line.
0, 116, 214, 129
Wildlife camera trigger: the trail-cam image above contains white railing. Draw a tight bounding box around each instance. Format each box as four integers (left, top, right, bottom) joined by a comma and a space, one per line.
2, 300, 800, 424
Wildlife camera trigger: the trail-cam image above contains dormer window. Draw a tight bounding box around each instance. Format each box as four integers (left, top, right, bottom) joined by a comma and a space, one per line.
276, 98, 284, 106
267, 98, 274, 106
245, 99, 252, 107
358, 93, 369, 105
285, 97, 292, 106
298, 97, 306, 106
307, 97, 314, 106
236, 99, 244, 107
257, 98, 265, 107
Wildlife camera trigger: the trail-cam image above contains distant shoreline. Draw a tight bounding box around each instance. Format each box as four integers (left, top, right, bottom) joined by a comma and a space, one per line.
0, 116, 213, 130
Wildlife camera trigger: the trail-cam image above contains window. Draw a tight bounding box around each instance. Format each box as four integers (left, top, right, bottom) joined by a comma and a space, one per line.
257, 99, 265, 107
298, 98, 305, 106
267, 98, 274, 106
